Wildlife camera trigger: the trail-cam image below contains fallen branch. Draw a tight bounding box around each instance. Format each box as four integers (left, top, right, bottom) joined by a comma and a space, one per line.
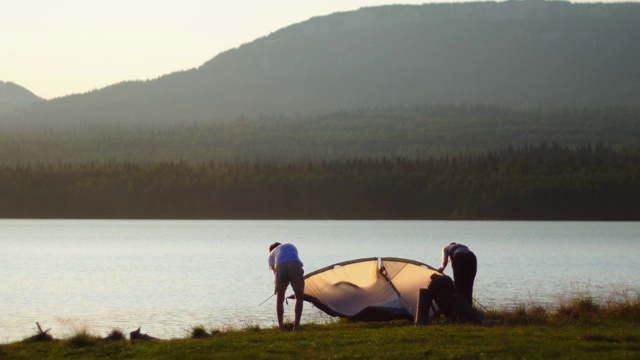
36, 322, 51, 335
22, 322, 54, 343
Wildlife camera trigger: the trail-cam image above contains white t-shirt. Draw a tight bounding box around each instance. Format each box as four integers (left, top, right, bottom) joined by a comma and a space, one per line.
268, 243, 303, 270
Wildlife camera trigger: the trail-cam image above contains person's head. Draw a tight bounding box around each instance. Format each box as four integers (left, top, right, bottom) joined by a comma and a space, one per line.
449, 242, 457, 246
269, 242, 281, 252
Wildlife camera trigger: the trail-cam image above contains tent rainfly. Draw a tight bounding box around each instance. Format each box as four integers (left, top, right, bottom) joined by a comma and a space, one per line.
301, 257, 440, 321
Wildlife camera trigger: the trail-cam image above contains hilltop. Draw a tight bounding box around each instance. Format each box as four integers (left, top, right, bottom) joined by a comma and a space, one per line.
0, 81, 42, 113
2, 1, 639, 127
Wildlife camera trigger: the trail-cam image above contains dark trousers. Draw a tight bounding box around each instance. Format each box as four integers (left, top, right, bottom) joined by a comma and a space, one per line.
452, 252, 477, 305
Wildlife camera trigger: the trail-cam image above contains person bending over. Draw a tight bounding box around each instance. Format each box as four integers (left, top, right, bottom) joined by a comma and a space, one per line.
437, 242, 477, 305
267, 242, 304, 331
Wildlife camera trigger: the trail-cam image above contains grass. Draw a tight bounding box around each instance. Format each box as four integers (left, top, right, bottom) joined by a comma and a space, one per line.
1, 294, 639, 359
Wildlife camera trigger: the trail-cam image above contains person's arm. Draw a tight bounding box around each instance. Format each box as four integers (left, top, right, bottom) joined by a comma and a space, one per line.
437, 246, 449, 273
268, 252, 276, 272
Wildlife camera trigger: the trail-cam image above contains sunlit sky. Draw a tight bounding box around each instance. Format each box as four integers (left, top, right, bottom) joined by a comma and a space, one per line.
1, 0, 631, 99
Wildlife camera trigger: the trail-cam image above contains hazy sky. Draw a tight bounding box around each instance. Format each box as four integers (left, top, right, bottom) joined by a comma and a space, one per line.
1, 0, 630, 99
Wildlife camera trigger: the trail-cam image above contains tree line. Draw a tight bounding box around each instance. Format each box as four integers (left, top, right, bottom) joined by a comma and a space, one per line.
1, 143, 638, 220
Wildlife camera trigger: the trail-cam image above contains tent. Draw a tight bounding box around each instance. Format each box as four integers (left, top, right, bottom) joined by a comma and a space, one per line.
301, 257, 439, 321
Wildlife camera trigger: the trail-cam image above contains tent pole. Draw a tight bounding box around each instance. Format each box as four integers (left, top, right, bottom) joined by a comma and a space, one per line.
473, 298, 489, 312
379, 265, 411, 310
258, 293, 275, 306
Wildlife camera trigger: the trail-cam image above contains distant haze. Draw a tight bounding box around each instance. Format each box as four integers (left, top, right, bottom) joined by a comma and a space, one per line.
0, 0, 633, 99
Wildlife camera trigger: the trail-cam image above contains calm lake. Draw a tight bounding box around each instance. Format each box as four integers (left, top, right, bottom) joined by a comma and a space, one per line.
1, 219, 638, 343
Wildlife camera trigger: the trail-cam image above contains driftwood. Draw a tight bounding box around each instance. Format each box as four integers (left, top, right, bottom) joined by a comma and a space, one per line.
129, 327, 157, 340
22, 322, 53, 342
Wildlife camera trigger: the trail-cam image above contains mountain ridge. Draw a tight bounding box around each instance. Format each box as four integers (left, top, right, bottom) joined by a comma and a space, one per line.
2, 1, 640, 126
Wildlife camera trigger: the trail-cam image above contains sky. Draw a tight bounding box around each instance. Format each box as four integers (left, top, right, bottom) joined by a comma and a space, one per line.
1, 0, 631, 99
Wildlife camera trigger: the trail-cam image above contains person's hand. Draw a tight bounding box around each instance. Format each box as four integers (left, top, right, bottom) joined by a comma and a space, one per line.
437, 267, 444, 273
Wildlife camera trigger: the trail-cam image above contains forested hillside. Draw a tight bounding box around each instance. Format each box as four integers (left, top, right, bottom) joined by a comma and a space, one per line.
1, 1, 639, 126
2, 1, 639, 220
1, 105, 638, 164
1, 144, 638, 220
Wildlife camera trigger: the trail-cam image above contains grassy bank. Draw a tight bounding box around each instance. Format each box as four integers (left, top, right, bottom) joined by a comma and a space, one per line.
2, 296, 639, 359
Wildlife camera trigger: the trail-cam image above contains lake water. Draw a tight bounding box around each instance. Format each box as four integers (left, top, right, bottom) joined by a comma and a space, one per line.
1, 219, 638, 343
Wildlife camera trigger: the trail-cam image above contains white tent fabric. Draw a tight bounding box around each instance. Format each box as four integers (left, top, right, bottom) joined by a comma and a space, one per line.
302, 257, 439, 321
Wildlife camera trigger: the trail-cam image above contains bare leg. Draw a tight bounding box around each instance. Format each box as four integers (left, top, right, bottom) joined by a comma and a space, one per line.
293, 290, 304, 331
276, 292, 286, 331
